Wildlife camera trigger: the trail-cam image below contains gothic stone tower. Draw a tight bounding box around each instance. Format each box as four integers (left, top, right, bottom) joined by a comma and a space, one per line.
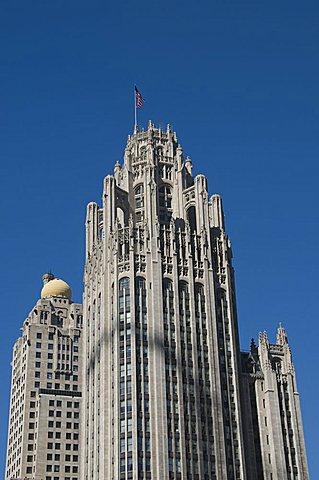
240, 326, 309, 480
82, 122, 246, 480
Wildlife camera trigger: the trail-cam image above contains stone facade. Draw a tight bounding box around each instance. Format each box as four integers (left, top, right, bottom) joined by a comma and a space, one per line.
240, 327, 309, 480
5, 121, 309, 480
5, 274, 83, 480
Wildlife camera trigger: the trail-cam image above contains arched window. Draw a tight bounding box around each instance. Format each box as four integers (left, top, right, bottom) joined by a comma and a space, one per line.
119, 278, 130, 312
187, 206, 197, 232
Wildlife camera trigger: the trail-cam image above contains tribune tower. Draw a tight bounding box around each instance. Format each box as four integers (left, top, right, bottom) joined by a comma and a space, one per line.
82, 121, 246, 480
5, 121, 308, 480
82, 121, 308, 480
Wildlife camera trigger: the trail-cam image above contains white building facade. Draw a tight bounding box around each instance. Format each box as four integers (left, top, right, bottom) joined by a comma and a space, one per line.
5, 122, 309, 480
5, 274, 83, 480
82, 122, 250, 480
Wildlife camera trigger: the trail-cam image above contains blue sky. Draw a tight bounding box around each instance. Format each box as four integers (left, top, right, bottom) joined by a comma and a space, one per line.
1, 0, 318, 476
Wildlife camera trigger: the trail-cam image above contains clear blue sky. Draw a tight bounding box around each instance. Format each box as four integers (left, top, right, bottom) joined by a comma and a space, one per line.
1, 0, 318, 476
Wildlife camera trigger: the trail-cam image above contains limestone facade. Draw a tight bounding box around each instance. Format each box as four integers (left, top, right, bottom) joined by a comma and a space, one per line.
5, 121, 309, 480
82, 122, 247, 480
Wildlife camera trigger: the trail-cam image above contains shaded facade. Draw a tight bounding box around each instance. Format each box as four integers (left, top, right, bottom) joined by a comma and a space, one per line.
240, 327, 308, 479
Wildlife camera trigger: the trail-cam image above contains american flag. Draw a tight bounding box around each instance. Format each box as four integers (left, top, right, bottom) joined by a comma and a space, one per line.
135, 86, 145, 109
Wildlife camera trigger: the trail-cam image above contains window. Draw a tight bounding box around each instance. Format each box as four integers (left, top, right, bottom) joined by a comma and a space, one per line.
35, 371, 40, 378
36, 342, 42, 349
37, 333, 42, 339
49, 400, 54, 406
135, 184, 144, 209
36, 352, 41, 358
48, 343, 54, 350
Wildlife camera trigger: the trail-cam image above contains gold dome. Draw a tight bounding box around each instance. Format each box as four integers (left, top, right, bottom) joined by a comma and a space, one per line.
41, 278, 72, 301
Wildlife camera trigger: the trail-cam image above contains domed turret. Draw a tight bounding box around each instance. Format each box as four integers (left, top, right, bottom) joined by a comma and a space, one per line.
41, 273, 72, 301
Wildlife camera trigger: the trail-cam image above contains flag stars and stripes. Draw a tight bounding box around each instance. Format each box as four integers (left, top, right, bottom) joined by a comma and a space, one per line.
135, 86, 145, 109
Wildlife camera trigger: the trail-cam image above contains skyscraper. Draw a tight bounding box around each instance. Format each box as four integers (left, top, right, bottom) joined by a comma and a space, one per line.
5, 121, 308, 480
5, 274, 83, 480
81, 121, 309, 479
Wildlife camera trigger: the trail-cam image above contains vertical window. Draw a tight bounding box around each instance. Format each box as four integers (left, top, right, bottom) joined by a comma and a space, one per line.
159, 185, 172, 222
135, 185, 144, 222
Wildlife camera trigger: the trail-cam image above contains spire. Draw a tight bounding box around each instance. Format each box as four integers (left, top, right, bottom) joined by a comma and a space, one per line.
114, 160, 121, 174
277, 323, 288, 345
185, 155, 193, 175
250, 337, 257, 353
258, 330, 269, 348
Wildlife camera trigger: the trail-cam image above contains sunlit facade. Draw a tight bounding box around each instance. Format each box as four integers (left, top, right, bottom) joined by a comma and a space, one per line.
80, 121, 308, 480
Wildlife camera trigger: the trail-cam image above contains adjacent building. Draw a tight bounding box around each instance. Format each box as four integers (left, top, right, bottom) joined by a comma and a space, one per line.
5, 274, 83, 480
240, 326, 309, 479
